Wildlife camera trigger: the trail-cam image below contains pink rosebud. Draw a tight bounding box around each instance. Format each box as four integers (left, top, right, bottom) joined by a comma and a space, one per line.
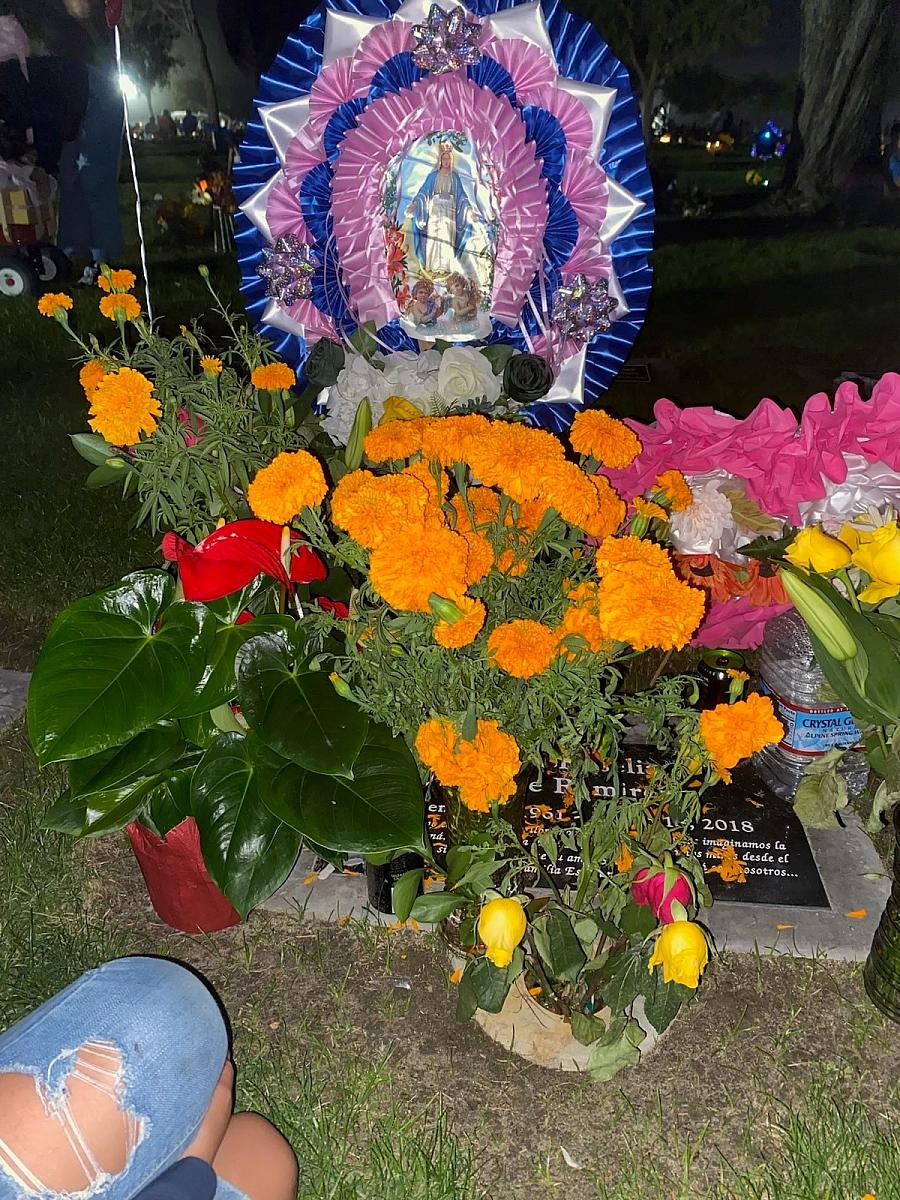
631, 866, 693, 924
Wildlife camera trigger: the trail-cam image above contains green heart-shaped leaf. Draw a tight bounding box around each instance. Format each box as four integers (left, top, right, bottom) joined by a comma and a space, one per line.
179, 613, 295, 717
191, 733, 302, 917
236, 632, 367, 776
255, 725, 424, 853
68, 722, 185, 797
29, 571, 215, 765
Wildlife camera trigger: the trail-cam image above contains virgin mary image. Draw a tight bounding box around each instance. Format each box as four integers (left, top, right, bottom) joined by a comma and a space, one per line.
407, 141, 479, 278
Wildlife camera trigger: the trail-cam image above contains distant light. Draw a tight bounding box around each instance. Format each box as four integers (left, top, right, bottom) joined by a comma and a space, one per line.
119, 73, 138, 101
659, 132, 672, 144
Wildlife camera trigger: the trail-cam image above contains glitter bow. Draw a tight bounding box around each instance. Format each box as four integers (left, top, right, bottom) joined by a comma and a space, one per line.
411, 4, 483, 75
257, 234, 315, 306
551, 274, 618, 344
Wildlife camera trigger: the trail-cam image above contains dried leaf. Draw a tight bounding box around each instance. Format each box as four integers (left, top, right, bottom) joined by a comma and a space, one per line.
722, 488, 784, 535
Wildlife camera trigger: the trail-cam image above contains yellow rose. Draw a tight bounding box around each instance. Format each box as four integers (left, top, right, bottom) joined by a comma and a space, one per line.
851, 522, 900, 604
784, 526, 851, 573
648, 920, 709, 989
477, 897, 527, 969
380, 395, 423, 424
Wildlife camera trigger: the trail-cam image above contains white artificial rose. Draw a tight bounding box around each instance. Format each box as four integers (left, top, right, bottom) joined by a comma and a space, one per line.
320, 355, 390, 446
436, 346, 501, 409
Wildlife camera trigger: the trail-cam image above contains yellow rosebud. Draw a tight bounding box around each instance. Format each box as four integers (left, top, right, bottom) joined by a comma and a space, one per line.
784, 526, 851, 573
477, 897, 527, 969
380, 395, 423, 424
850, 522, 900, 604
648, 920, 709, 989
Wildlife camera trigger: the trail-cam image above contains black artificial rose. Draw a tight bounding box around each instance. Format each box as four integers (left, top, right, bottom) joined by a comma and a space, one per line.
502, 353, 554, 404
305, 338, 345, 388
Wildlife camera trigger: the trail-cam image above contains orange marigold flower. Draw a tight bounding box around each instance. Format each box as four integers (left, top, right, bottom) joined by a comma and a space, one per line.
614, 844, 634, 873
87, 367, 160, 445
200, 355, 223, 376
79, 360, 106, 396
542, 461, 602, 528
364, 417, 429, 462
416, 718, 521, 811
556, 583, 608, 656
467, 422, 565, 502
331, 470, 439, 549
699, 693, 784, 783
37, 292, 73, 317
402, 458, 447, 507
433, 596, 486, 648
633, 498, 668, 520
415, 718, 460, 779
98, 268, 137, 292
487, 619, 559, 678
569, 409, 642, 467
419, 414, 492, 467
369, 523, 471, 611
656, 469, 693, 512
247, 450, 327, 523
99, 292, 141, 321
496, 548, 529, 576
593, 536, 706, 650
581, 475, 627, 539
251, 362, 295, 390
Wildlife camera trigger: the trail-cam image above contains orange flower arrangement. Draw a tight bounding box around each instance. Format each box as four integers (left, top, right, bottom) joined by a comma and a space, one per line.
699, 693, 784, 783
655, 470, 693, 512
247, 450, 327, 523
557, 581, 608, 655
37, 292, 73, 318
99, 293, 141, 321
487, 619, 559, 678
87, 367, 160, 445
98, 269, 136, 293
79, 360, 106, 396
415, 717, 521, 811
419, 414, 492, 467
251, 362, 295, 390
433, 596, 486, 648
581, 474, 627, 539
200, 355, 223, 376
569, 409, 642, 467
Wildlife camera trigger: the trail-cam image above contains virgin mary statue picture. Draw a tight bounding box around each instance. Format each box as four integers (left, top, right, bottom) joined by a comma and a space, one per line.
382, 132, 498, 340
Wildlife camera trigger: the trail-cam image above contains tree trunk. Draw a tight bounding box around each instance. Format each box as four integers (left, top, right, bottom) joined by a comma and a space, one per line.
184, 0, 220, 129
789, 0, 894, 207
144, 88, 155, 122
638, 64, 658, 146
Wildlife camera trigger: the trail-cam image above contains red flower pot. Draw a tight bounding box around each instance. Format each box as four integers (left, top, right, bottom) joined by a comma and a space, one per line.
126, 818, 241, 933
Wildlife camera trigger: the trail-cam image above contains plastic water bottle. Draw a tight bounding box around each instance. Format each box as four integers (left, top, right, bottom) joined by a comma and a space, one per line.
753, 608, 869, 801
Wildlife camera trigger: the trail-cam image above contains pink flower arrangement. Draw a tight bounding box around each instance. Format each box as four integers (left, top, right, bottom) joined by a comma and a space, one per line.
599, 373, 900, 648
632, 866, 694, 924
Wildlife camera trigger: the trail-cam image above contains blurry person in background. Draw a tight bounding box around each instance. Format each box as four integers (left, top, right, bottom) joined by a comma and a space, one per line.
885, 123, 900, 195
157, 108, 176, 139
181, 108, 198, 138
52, 0, 123, 285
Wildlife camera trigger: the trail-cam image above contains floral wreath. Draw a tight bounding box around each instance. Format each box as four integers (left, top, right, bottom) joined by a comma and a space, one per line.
235, 0, 654, 431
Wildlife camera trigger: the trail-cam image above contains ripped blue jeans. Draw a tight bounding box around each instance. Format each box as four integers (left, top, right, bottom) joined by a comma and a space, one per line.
0, 957, 247, 1199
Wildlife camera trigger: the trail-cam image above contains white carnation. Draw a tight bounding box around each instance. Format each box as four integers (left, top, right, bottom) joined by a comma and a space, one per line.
320, 355, 391, 446
669, 475, 736, 556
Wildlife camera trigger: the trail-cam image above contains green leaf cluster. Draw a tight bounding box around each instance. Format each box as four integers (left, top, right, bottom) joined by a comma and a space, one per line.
28, 571, 424, 917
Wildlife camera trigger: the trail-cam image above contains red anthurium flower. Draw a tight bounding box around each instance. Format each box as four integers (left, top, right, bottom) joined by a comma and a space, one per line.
315, 597, 350, 618
162, 519, 326, 602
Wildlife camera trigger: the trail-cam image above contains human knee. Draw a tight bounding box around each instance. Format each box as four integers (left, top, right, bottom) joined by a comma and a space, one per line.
225, 1112, 298, 1189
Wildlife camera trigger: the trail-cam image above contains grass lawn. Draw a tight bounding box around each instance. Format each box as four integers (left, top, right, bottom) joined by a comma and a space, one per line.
2, 719, 899, 1200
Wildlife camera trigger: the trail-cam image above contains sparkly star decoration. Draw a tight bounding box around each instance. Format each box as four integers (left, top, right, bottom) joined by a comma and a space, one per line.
411, 4, 483, 75
551, 274, 618, 344
257, 234, 315, 306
